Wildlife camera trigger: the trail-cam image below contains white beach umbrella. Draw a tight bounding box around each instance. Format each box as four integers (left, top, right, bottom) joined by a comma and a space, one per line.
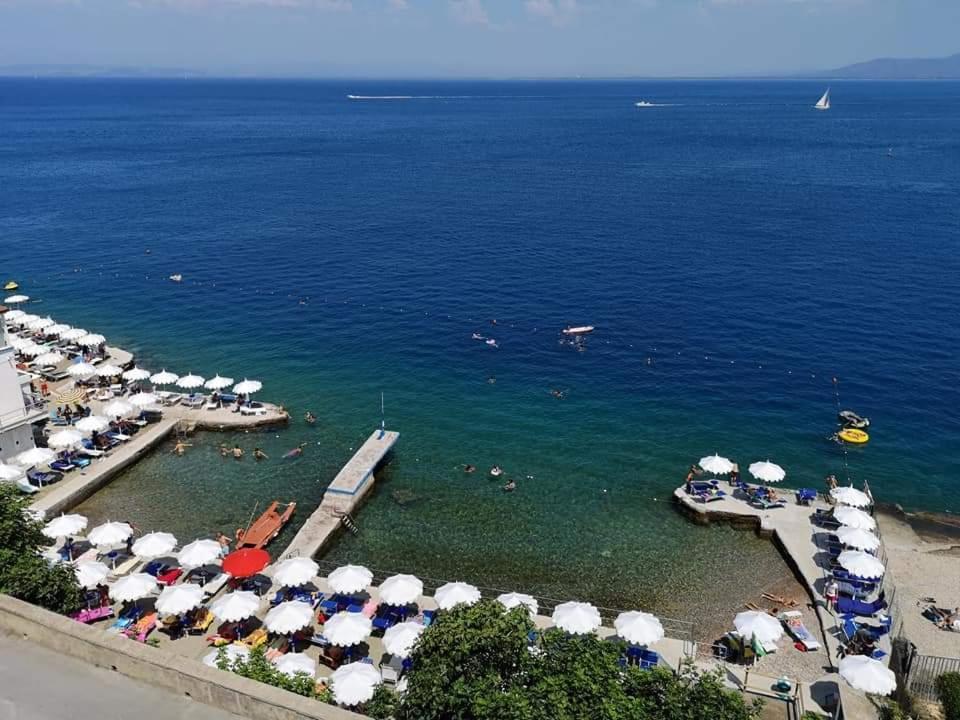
273, 653, 317, 679
552, 601, 602, 635
233, 379, 262, 395
75, 561, 110, 589
834, 506, 877, 531
109, 573, 158, 603
62, 328, 88, 341
838, 550, 885, 579
4, 310, 26, 321
203, 644, 250, 669
330, 661, 382, 706
67, 362, 97, 378
95, 363, 123, 378
48, 323, 72, 337
836, 526, 881, 552
33, 351, 64, 366
323, 611, 373, 647
74, 415, 110, 435
264, 601, 315, 635
205, 374, 234, 390
839, 655, 896, 695
28, 316, 54, 331
87, 521, 133, 547
273, 557, 319, 588
734, 611, 783, 644
748, 460, 786, 484
328, 564, 373, 594
497, 592, 539, 617
156, 584, 204, 616
176, 373, 205, 389
103, 399, 136, 418
47, 429, 84, 450
210, 591, 260, 623
128, 392, 159, 408
15, 313, 39, 326
383, 621, 425, 658
378, 574, 424, 606
434, 581, 481, 610
0, 463, 25, 481
614, 611, 666, 646
699, 454, 735, 475
78, 333, 106, 347
122, 366, 151, 382
42, 513, 88, 539
14, 447, 56, 467
11, 337, 36, 351
831, 486, 872, 508
177, 538, 221, 568
20, 343, 47, 357
132, 531, 178, 559
4, 294, 29, 304
150, 369, 179, 385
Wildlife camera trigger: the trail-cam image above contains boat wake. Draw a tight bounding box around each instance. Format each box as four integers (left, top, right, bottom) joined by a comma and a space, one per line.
635, 101, 675, 108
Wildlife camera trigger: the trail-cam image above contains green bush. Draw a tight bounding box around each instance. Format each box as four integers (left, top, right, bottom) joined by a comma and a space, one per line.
937, 672, 960, 720
220, 645, 317, 698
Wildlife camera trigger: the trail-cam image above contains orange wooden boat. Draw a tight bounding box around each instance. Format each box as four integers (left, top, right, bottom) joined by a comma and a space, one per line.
235, 501, 296, 550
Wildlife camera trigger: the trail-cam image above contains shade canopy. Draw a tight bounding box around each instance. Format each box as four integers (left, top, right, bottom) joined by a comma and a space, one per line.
150, 370, 179, 385
14, 447, 56, 467
16, 313, 39, 326
434, 581, 481, 610
75, 561, 110, 589
328, 564, 373, 594
128, 392, 159, 408
834, 506, 877, 531
4, 294, 29, 303
497, 592, 539, 617
264, 601, 315, 635
222, 548, 271, 578
28, 317, 55, 331
4, 309, 25, 320
378, 574, 424, 607
734, 611, 783, 644
699, 454, 735, 474
614, 611, 665, 646
552, 601, 602, 635
330, 661, 381, 706
839, 655, 896, 695
75, 415, 110, 435
156, 584, 204, 616
837, 550, 885, 579
273, 653, 316, 678
836, 526, 881, 552
47, 429, 84, 450
210, 591, 260, 622
103, 399, 136, 418
382, 621, 425, 658
205, 375, 234, 390
176, 373, 205, 389
122, 367, 152, 382
0, 464, 24, 481
831, 486, 872, 508
273, 557, 319, 588
233, 379, 262, 395
177, 539, 221, 568
47, 323, 72, 337
87, 521, 133, 547
66, 362, 97, 378
748, 460, 785, 484
77, 333, 106, 347
20, 343, 48, 357
42, 513, 88, 539
203, 644, 250, 669
61, 328, 88, 341
109, 573, 158, 603
33, 351, 64, 366
323, 611, 373, 647
132, 531, 178, 559
11, 337, 35, 351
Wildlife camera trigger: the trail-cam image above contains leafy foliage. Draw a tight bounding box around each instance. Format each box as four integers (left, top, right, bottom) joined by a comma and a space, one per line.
937, 672, 960, 720
394, 599, 763, 720
0, 484, 82, 615
366, 684, 399, 719
219, 645, 318, 698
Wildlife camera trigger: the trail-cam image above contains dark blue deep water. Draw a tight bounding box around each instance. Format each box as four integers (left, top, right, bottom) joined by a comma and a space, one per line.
2, 79, 959, 621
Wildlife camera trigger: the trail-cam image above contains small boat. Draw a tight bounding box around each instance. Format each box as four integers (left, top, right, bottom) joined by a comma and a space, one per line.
485, 339, 498, 347
635, 101, 655, 108
814, 88, 831, 111
838, 410, 870, 429
490, 466, 503, 478
471, 333, 485, 340
4, 281, 19, 291
169, 274, 183, 283
837, 428, 869, 445
235, 501, 297, 550
562, 325, 595, 336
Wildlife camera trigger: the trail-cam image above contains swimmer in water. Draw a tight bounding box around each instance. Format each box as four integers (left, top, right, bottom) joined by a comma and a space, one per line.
487, 376, 496, 384
286, 442, 307, 458
219, 444, 229, 458
253, 447, 268, 461
304, 411, 317, 424
490, 465, 503, 477
172, 439, 192, 456
503, 479, 516, 492
464, 464, 477, 474
232, 445, 244, 460
550, 389, 566, 399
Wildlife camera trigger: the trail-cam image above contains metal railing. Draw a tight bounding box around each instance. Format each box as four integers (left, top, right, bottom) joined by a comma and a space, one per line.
0, 394, 46, 430
903, 652, 960, 702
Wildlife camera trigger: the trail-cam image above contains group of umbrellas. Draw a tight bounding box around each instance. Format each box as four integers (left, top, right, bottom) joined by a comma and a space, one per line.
698, 454, 787, 484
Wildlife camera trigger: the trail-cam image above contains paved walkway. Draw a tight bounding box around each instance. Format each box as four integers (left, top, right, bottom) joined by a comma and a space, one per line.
0, 633, 243, 720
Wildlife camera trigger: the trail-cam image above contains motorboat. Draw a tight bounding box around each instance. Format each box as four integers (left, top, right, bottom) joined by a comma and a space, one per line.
169, 274, 183, 283
562, 325, 595, 336
837, 428, 869, 445
838, 410, 870, 429
4, 281, 19, 291
635, 101, 655, 108
235, 501, 296, 550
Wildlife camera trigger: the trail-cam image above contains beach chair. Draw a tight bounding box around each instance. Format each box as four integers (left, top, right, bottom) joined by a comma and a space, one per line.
239, 402, 267, 417
639, 649, 660, 669
125, 612, 158, 642
379, 654, 404, 684
182, 393, 206, 409
795, 488, 818, 505
188, 608, 215, 635
49, 459, 76, 473
269, 589, 288, 607
779, 611, 821, 651
422, 609, 437, 627
157, 567, 183, 586
238, 627, 268, 649
201, 573, 230, 599
836, 595, 887, 617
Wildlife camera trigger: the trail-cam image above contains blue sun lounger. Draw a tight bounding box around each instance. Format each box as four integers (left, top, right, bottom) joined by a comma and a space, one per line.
836, 595, 887, 617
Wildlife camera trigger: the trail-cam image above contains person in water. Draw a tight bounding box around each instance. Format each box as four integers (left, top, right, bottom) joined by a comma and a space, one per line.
286, 442, 307, 458
304, 412, 317, 424
490, 465, 503, 477
503, 479, 516, 492
215, 532, 231, 557
253, 447, 268, 461
232, 445, 244, 460
172, 439, 192, 456
464, 464, 476, 474
219, 444, 229, 458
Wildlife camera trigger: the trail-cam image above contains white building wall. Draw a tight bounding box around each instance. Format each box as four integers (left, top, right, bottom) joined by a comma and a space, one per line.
0, 341, 39, 464
0, 424, 34, 464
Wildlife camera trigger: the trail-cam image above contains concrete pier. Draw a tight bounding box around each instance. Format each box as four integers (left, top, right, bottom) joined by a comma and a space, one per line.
280, 429, 399, 561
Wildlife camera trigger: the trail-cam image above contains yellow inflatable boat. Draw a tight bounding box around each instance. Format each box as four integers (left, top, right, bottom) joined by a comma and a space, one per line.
838, 428, 869, 444
4, 281, 19, 291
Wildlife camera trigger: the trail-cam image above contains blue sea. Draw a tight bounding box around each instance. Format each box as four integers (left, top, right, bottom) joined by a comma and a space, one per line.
2, 79, 959, 624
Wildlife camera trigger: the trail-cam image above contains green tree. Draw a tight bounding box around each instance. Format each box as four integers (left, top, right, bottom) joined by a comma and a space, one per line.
220, 645, 317, 698
0, 484, 82, 615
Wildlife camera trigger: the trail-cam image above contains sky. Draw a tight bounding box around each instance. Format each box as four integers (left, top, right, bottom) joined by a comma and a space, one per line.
0, 0, 958, 77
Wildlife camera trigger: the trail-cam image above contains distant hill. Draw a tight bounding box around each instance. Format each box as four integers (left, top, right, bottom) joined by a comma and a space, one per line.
0, 64, 203, 78
824, 52, 960, 79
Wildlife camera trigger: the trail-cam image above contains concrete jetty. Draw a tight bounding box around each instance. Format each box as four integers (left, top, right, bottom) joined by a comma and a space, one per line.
280, 429, 399, 561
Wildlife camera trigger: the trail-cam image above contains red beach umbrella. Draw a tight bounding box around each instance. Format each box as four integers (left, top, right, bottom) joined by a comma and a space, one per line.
222, 548, 270, 578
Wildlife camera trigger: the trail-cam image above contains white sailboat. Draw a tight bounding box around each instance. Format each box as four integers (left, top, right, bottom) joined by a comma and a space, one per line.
814, 88, 831, 111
